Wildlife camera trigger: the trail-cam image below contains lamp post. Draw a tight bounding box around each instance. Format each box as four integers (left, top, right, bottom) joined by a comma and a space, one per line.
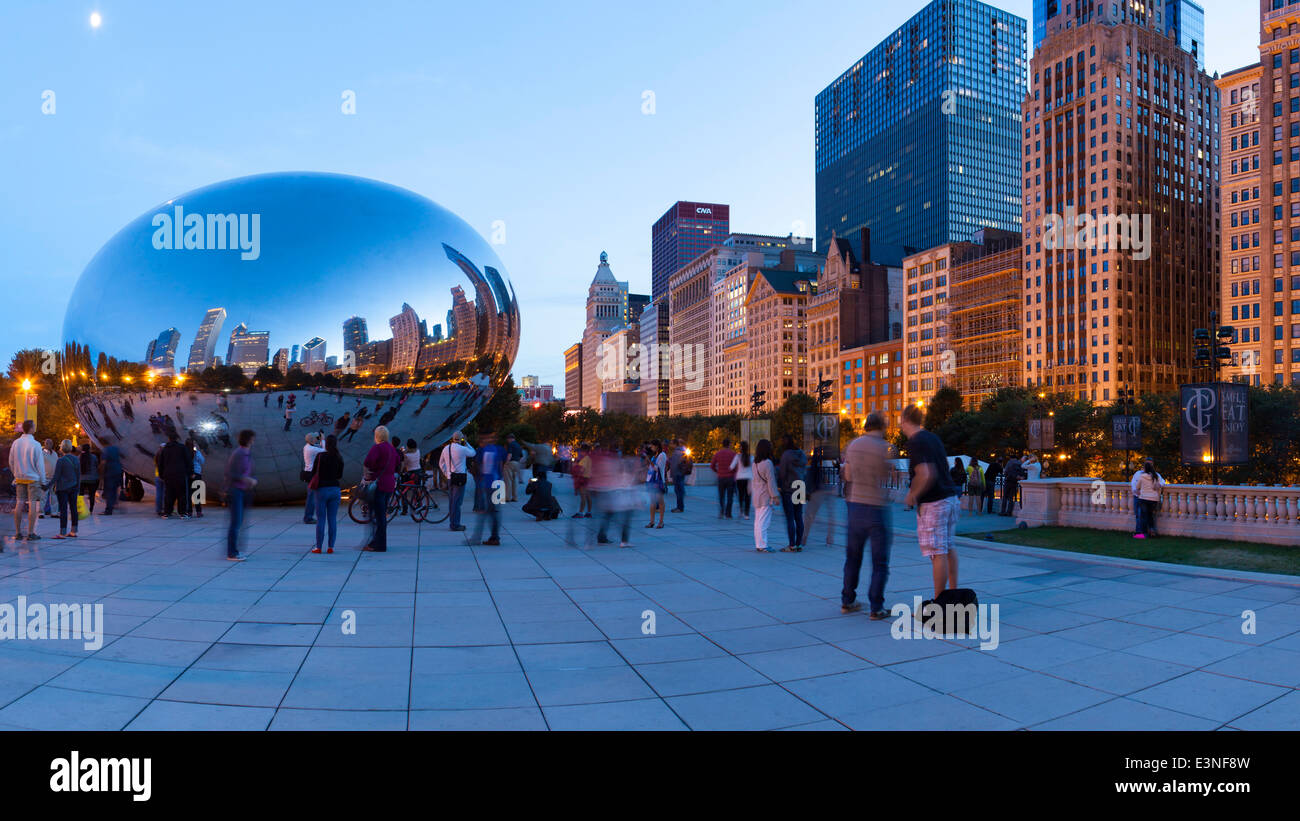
1192, 310, 1235, 486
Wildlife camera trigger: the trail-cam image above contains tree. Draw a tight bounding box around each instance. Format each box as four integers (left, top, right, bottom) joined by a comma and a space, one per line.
473, 374, 521, 435
922, 386, 964, 431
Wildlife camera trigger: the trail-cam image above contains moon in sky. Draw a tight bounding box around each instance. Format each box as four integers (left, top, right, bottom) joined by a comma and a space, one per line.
90, 12, 102, 28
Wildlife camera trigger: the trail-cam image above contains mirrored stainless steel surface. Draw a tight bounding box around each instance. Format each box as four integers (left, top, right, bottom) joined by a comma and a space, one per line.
61, 172, 520, 502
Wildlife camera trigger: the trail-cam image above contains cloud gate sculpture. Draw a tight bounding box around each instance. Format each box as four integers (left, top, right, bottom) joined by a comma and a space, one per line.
61, 172, 520, 502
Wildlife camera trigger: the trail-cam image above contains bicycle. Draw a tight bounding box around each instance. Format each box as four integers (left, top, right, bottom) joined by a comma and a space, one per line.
398, 471, 450, 524
347, 481, 400, 525
300, 410, 334, 427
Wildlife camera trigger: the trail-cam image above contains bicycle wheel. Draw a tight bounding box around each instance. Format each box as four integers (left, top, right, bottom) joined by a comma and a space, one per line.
386, 489, 402, 523
408, 487, 432, 522
348, 492, 371, 524
423, 488, 450, 524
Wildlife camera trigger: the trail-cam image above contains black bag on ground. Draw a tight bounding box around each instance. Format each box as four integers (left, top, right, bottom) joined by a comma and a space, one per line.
919, 588, 980, 635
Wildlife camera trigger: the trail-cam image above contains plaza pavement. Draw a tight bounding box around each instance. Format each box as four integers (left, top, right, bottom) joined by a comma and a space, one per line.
0, 477, 1297, 731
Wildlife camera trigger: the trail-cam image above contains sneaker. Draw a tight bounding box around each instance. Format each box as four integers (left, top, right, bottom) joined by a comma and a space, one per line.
596, 536, 611, 544
869, 610, 892, 621
226, 553, 246, 561
482, 537, 500, 546
25, 534, 41, 541
618, 541, 632, 548
450, 525, 466, 532
841, 602, 863, 614
1133, 533, 1145, 539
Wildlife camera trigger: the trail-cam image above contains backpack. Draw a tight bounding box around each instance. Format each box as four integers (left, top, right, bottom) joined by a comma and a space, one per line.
967, 464, 984, 493
681, 455, 693, 475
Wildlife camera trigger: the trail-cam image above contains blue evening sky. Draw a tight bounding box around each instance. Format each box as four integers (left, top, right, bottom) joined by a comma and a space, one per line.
0, 0, 1258, 391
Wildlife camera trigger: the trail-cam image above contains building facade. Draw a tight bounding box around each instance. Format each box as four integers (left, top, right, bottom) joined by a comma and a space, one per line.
564, 342, 583, 411
744, 269, 815, 411
839, 338, 905, 433
815, 0, 1026, 265
1021, 7, 1218, 401
1218, 63, 1263, 384
581, 252, 630, 411
651, 201, 730, 302
186, 307, 226, 373
947, 230, 1024, 407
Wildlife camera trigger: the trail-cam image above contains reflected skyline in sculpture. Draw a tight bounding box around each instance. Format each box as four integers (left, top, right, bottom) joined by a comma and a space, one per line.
61, 172, 520, 502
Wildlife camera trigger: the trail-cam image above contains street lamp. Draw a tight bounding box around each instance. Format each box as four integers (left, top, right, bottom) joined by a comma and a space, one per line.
1192, 310, 1235, 486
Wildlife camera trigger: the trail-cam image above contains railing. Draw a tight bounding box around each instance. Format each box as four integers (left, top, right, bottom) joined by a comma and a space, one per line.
1016, 478, 1300, 547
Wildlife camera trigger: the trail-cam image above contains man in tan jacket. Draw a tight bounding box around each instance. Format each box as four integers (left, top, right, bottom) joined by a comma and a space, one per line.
838, 412, 892, 618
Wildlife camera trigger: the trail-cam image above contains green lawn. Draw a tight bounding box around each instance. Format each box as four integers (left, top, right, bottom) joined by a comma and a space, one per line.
983, 527, 1300, 577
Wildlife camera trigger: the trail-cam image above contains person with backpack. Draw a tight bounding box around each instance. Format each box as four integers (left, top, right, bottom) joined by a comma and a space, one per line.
471, 432, 504, 545
964, 458, 985, 513
437, 431, 475, 533
644, 441, 666, 528
981, 456, 1001, 515
750, 439, 780, 552
667, 439, 690, 513
776, 434, 807, 552
78, 444, 100, 515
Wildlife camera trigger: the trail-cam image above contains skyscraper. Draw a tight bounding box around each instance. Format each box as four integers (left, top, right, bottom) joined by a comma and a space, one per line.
1022, 0, 1217, 400
343, 316, 369, 371
814, 0, 1026, 265
389, 303, 423, 372
272, 347, 290, 373
301, 337, 327, 374
147, 327, 181, 375
581, 251, 630, 410
1032, 0, 1204, 65
227, 323, 271, 377
651, 202, 729, 301
186, 307, 226, 373
564, 342, 583, 411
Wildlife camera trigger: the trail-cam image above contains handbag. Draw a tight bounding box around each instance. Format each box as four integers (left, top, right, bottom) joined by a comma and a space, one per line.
450, 472, 467, 487
300, 469, 312, 482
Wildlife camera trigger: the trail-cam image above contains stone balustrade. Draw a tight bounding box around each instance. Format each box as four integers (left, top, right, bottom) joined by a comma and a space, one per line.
1016, 478, 1300, 546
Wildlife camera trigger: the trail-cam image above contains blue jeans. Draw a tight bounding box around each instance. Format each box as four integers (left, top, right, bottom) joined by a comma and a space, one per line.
226, 487, 247, 557
369, 488, 391, 549
717, 477, 736, 516
673, 476, 685, 510
57, 488, 79, 534
1133, 494, 1141, 533
473, 494, 500, 542
314, 486, 341, 549
780, 490, 804, 547
102, 474, 120, 514
449, 481, 466, 529
843, 502, 891, 611
304, 486, 318, 522
155, 478, 165, 514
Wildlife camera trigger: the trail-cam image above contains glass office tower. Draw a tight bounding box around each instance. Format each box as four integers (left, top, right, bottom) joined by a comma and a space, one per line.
814, 0, 1026, 266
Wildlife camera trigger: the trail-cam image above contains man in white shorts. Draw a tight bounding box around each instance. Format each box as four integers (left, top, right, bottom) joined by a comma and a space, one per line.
901, 404, 960, 598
